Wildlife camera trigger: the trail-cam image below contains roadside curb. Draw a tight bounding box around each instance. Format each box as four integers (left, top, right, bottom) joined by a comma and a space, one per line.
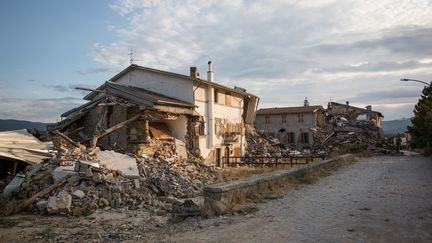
203, 154, 355, 214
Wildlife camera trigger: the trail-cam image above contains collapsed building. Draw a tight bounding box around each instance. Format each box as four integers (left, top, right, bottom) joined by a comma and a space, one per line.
326, 101, 383, 129
254, 99, 391, 155
52, 62, 258, 167
254, 99, 324, 150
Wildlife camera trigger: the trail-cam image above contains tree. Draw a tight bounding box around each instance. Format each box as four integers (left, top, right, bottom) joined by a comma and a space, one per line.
408, 82, 432, 155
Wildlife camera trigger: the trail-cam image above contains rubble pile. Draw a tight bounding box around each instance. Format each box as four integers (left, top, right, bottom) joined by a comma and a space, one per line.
1, 133, 217, 217
311, 126, 394, 154
137, 138, 217, 198
138, 155, 216, 198
52, 132, 96, 166
244, 125, 289, 157
3, 160, 158, 216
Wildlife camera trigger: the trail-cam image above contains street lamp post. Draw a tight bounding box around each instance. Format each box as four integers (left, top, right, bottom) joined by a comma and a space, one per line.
400, 78, 431, 155
400, 78, 430, 86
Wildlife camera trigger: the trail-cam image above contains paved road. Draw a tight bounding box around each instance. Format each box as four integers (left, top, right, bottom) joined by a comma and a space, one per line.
166, 156, 432, 242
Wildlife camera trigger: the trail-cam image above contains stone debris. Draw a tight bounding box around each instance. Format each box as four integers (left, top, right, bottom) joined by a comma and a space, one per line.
311, 125, 395, 155
170, 199, 201, 218
245, 124, 290, 158
71, 189, 85, 199
47, 190, 72, 214
245, 121, 395, 160
35, 200, 48, 212
138, 154, 216, 198
0, 132, 217, 218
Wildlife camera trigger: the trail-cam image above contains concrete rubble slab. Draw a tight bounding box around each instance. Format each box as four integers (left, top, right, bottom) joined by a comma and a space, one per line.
52, 166, 78, 182
96, 150, 139, 178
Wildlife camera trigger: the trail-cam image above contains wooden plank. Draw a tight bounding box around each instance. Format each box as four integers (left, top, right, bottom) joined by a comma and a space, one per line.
14, 175, 72, 213
53, 130, 82, 148
91, 114, 142, 148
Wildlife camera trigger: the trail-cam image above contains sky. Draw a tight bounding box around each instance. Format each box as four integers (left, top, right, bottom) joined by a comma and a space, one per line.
0, 0, 431, 123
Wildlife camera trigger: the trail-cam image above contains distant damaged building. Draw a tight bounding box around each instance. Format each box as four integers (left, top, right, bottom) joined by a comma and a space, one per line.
254, 99, 325, 150
53, 63, 258, 167
326, 102, 383, 128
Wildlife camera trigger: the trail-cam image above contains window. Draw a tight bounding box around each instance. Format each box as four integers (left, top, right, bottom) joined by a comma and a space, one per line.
214, 90, 219, 103
301, 132, 309, 144
287, 132, 295, 143
236, 122, 242, 134
234, 147, 241, 156
265, 115, 271, 124
225, 92, 232, 106
298, 114, 304, 123
226, 122, 233, 133
282, 114, 287, 123
198, 121, 205, 136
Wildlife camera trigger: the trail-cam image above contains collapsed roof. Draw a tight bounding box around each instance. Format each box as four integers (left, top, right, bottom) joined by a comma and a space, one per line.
0, 129, 53, 165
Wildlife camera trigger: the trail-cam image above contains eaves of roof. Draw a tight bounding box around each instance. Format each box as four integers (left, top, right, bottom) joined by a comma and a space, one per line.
83, 64, 258, 101
256, 105, 324, 115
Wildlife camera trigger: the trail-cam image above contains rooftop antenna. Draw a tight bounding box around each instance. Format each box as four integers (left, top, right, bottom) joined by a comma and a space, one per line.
129, 50, 134, 64
129, 50, 143, 65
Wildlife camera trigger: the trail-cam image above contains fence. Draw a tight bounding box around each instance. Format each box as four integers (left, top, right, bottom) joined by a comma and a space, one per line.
222, 154, 326, 168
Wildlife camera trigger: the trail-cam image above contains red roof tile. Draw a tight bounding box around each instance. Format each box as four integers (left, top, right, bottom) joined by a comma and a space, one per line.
256, 105, 323, 115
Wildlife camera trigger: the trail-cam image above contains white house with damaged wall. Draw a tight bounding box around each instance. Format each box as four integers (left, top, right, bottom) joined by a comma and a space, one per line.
55, 62, 258, 167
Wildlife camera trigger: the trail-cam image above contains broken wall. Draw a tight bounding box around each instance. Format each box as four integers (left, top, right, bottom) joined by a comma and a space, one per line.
103, 105, 128, 152
165, 116, 188, 142
255, 112, 317, 148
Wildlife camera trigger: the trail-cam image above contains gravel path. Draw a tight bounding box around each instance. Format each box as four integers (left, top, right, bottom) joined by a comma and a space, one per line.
166, 155, 432, 242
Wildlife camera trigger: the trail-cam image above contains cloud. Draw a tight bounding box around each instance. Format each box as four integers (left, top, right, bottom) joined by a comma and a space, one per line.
318, 60, 432, 74
0, 94, 84, 123
76, 67, 113, 75
90, 0, 432, 120
43, 83, 97, 96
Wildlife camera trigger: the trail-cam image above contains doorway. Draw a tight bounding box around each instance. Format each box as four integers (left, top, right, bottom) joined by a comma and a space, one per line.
224, 146, 230, 167
215, 148, 221, 167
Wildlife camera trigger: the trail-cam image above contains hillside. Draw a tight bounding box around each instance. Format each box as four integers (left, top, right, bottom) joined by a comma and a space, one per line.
382, 118, 412, 136
0, 119, 48, 131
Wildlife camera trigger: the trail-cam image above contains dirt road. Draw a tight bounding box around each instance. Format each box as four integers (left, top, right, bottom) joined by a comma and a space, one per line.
164, 155, 432, 242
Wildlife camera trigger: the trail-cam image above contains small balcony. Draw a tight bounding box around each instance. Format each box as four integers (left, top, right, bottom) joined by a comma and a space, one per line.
223, 133, 238, 144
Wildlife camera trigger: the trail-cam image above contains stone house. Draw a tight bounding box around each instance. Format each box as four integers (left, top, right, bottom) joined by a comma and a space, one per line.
326, 102, 383, 128
392, 132, 411, 148
54, 62, 258, 167
254, 101, 324, 149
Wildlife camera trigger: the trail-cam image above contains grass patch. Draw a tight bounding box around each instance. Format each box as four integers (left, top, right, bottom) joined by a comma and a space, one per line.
217, 165, 294, 182
262, 194, 283, 201
294, 168, 316, 184
234, 206, 259, 215
339, 143, 365, 154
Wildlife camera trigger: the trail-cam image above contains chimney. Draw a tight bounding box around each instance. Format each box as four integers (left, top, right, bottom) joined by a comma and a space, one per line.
207, 61, 214, 82
346, 101, 349, 106
366, 105, 372, 111
190, 67, 200, 78
304, 97, 309, 106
